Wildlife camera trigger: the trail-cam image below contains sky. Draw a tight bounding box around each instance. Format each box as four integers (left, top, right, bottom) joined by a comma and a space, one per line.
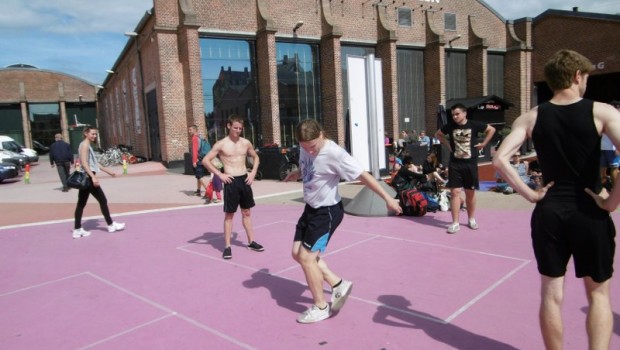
0, 0, 619, 85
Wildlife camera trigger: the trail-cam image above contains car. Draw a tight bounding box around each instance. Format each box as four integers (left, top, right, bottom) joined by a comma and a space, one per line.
0, 162, 19, 182
32, 140, 50, 155
0, 150, 29, 170
0, 135, 39, 163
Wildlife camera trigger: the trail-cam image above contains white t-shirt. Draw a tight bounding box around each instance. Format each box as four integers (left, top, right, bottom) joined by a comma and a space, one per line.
300, 139, 364, 208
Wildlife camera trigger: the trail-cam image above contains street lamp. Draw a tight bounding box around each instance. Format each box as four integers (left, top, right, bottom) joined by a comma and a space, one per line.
124, 31, 151, 160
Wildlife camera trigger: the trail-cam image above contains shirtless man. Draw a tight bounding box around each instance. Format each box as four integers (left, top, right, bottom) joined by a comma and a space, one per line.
202, 115, 264, 259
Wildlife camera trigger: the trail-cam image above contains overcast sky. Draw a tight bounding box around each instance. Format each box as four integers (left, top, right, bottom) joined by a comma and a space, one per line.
0, 0, 618, 85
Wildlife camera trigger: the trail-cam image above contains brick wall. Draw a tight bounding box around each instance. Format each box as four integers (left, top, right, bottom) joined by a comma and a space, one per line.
532, 13, 620, 82
95, 0, 533, 165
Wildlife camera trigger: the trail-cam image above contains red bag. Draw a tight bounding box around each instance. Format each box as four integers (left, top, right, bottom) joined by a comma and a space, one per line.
205, 181, 214, 200
398, 188, 427, 217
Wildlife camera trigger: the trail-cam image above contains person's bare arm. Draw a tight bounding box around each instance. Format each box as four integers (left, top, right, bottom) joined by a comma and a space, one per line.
357, 172, 402, 215
585, 102, 620, 211
245, 142, 259, 184
435, 130, 452, 153
493, 108, 552, 203
476, 124, 496, 150
202, 141, 230, 182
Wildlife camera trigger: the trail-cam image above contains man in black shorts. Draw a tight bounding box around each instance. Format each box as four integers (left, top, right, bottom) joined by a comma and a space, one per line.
436, 103, 495, 233
494, 49, 619, 350
203, 115, 263, 259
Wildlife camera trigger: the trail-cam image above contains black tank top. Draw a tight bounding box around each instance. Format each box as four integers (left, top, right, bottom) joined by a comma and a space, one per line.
532, 99, 602, 200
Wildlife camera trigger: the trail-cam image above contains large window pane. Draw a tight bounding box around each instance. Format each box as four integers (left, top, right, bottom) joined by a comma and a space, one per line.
488, 54, 504, 98
397, 49, 425, 134
200, 38, 259, 146
276, 42, 321, 147
445, 51, 467, 100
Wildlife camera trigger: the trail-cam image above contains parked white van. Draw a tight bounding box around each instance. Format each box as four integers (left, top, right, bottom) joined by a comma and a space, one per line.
0, 136, 39, 162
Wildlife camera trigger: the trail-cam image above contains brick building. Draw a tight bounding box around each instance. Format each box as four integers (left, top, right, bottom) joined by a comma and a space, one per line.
0, 64, 98, 152
93, 1, 618, 167
530, 9, 620, 111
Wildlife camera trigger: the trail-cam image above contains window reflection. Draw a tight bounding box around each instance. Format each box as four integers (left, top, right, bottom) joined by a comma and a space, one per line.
276, 42, 321, 147
200, 38, 259, 146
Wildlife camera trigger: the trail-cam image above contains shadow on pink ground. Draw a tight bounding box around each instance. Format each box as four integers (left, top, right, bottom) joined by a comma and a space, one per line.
1, 204, 618, 349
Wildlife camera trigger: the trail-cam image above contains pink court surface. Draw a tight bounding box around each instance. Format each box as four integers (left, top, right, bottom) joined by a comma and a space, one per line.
0, 158, 619, 349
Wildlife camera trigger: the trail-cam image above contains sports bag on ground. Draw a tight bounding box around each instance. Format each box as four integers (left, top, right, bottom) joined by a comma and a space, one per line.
398, 188, 428, 217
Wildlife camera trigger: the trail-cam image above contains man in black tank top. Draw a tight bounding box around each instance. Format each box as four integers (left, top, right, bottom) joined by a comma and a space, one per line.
493, 50, 620, 350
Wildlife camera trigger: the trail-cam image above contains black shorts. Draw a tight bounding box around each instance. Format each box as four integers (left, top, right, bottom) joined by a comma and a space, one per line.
194, 163, 208, 179
223, 174, 255, 213
448, 162, 479, 190
294, 202, 344, 253
531, 199, 616, 283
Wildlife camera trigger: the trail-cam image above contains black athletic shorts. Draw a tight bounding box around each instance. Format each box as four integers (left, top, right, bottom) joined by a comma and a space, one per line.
294, 202, 344, 253
448, 161, 479, 190
531, 199, 616, 283
223, 174, 255, 213
194, 163, 207, 179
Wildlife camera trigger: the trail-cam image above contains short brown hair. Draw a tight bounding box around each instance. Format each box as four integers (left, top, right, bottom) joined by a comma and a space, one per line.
295, 119, 323, 142
544, 50, 593, 91
228, 114, 244, 126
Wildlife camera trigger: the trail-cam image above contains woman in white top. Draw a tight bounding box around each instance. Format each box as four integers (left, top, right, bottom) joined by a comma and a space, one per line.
72, 126, 125, 238
284, 119, 401, 323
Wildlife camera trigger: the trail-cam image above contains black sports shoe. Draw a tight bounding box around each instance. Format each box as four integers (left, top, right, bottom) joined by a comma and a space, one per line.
247, 241, 264, 252
222, 246, 232, 259
194, 190, 201, 196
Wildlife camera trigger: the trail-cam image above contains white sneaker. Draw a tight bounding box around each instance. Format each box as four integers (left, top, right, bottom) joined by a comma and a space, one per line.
107, 222, 125, 233
297, 304, 331, 324
72, 228, 91, 239
447, 223, 460, 234
331, 280, 353, 312
468, 218, 479, 230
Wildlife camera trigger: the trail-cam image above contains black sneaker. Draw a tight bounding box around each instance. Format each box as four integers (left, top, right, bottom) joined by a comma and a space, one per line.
247, 241, 264, 252
222, 246, 232, 259
194, 190, 201, 196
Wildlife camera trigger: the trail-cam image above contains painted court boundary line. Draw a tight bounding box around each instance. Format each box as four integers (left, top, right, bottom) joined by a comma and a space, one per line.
0, 272, 256, 350
177, 220, 532, 325
0, 189, 304, 231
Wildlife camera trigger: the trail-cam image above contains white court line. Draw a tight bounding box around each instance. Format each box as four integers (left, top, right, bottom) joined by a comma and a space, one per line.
0, 189, 304, 231
443, 259, 531, 323
1, 271, 255, 350
376, 234, 531, 262
0, 272, 87, 297
78, 314, 176, 350
84, 272, 256, 350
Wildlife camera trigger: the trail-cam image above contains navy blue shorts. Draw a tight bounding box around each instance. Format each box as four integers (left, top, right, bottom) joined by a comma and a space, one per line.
294, 202, 344, 253
194, 163, 208, 179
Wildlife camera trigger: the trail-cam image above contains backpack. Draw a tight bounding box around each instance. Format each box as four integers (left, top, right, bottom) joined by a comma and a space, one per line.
198, 137, 211, 159
398, 188, 428, 217
421, 191, 440, 213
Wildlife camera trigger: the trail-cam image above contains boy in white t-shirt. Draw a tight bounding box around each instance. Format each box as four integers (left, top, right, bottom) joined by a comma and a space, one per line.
284, 119, 401, 323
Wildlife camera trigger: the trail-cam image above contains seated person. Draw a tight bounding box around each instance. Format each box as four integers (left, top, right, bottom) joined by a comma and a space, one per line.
396, 130, 409, 154
418, 131, 431, 150
390, 156, 426, 192
494, 152, 537, 194
421, 152, 447, 187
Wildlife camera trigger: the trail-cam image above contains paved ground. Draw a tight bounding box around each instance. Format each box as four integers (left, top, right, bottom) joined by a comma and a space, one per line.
0, 156, 618, 349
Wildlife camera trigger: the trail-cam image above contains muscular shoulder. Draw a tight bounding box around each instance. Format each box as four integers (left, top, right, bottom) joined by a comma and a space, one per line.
594, 102, 620, 133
